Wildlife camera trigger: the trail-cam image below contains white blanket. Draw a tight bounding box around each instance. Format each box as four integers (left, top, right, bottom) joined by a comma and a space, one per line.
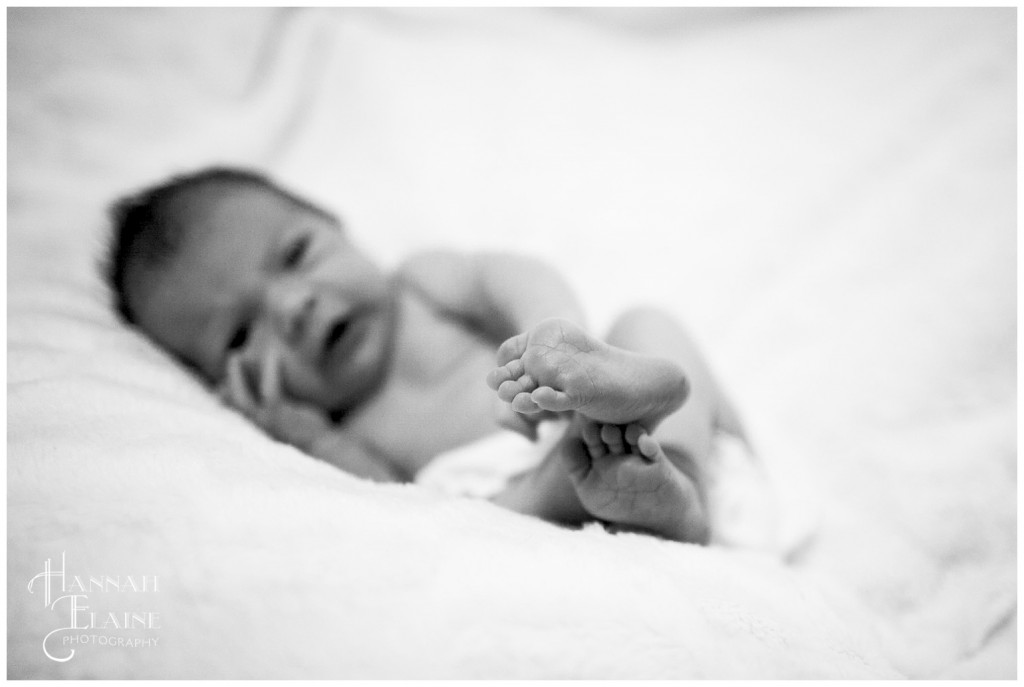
8, 8, 1015, 678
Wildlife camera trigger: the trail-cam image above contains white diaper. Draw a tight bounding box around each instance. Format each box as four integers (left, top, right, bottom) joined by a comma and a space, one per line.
417, 421, 817, 556
416, 420, 566, 500
703, 433, 795, 552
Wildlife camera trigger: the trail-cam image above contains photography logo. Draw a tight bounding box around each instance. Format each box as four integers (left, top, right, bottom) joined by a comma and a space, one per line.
27, 552, 161, 663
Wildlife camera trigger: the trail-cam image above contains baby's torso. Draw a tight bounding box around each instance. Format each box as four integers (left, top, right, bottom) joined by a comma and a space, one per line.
342, 288, 500, 477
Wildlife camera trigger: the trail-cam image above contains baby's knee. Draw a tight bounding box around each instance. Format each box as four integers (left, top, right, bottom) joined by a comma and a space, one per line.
604, 306, 686, 349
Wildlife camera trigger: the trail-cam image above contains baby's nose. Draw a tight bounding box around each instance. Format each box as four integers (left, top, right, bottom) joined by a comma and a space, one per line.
265, 280, 316, 345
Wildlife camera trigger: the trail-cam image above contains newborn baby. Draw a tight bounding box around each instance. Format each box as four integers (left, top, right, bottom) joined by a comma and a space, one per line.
106, 167, 749, 543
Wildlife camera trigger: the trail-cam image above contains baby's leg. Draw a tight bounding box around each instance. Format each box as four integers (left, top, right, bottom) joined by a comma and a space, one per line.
599, 308, 749, 541
486, 319, 689, 429
602, 307, 746, 460
489, 308, 743, 543
489, 417, 709, 543
489, 432, 590, 527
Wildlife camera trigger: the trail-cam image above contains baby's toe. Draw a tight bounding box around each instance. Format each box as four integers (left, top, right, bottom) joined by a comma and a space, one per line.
486, 359, 526, 391
624, 423, 644, 447
511, 391, 543, 414
580, 421, 607, 459
497, 374, 537, 403
636, 433, 661, 462
496, 331, 530, 367
530, 386, 575, 412
600, 424, 626, 455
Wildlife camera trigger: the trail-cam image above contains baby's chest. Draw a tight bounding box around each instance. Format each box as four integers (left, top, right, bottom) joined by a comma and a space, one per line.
347, 298, 501, 472
351, 354, 498, 474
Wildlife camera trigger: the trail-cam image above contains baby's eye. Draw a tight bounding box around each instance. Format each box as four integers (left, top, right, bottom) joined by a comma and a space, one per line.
227, 322, 251, 351
282, 235, 311, 269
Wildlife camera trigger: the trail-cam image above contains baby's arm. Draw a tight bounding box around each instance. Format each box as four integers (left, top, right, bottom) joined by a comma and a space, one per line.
307, 431, 406, 483
397, 250, 587, 345
220, 353, 403, 483
398, 250, 587, 438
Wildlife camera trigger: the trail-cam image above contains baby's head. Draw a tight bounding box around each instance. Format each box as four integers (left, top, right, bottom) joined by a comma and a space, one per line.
106, 167, 399, 413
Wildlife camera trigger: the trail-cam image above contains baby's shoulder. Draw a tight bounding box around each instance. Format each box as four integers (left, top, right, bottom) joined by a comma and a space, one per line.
396, 248, 471, 279
396, 248, 541, 290
394, 249, 479, 299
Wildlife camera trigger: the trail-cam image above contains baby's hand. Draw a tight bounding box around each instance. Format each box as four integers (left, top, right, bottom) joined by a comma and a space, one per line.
219, 352, 332, 452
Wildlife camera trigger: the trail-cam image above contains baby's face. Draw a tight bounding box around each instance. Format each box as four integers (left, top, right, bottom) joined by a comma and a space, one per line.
131, 184, 398, 412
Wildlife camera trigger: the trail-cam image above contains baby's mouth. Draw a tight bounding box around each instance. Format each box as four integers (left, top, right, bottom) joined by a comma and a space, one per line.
322, 306, 375, 361
323, 316, 351, 355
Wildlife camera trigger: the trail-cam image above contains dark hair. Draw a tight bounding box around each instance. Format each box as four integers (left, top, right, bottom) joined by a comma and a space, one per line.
104, 166, 332, 324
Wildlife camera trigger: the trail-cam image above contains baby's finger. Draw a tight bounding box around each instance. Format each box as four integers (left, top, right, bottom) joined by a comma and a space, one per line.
225, 355, 258, 413
269, 400, 330, 450
224, 356, 248, 405
259, 348, 281, 406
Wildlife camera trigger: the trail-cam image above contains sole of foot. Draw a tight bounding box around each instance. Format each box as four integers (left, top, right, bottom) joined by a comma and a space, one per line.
563, 421, 708, 544
486, 318, 689, 427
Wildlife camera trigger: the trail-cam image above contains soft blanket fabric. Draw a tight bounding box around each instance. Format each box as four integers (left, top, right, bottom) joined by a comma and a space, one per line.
7, 8, 1014, 678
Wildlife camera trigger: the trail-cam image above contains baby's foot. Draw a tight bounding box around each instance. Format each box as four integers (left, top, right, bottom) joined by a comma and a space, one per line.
564, 421, 709, 544
486, 318, 688, 428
